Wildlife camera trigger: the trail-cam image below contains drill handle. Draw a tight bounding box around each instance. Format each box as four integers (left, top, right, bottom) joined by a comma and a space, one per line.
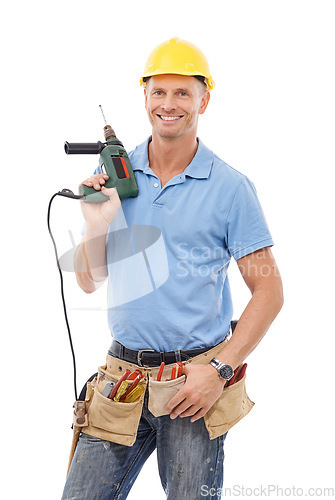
64, 141, 105, 155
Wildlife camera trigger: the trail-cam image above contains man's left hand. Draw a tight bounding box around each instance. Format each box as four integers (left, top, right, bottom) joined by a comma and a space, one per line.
163, 363, 225, 422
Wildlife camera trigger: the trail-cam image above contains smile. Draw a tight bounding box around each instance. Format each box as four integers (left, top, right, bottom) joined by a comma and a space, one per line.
157, 115, 183, 121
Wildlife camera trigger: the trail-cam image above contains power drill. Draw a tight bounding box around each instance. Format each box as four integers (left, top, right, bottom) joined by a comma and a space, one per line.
64, 106, 139, 203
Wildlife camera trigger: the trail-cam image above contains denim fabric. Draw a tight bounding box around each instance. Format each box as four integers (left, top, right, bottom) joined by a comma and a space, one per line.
62, 392, 227, 500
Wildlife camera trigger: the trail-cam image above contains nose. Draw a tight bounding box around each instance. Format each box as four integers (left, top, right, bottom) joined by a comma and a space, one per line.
161, 93, 177, 112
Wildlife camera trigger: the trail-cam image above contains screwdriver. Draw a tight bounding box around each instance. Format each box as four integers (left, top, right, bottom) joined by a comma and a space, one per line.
120, 372, 143, 401
123, 384, 145, 403
109, 369, 131, 399
113, 381, 129, 402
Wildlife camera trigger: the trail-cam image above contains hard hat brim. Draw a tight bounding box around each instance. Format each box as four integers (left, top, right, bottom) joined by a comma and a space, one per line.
140, 72, 215, 91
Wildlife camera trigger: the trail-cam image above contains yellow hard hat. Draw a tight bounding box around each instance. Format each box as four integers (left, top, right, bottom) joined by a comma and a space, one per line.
140, 37, 215, 91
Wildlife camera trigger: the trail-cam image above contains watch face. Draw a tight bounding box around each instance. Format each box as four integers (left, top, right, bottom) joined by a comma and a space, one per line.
219, 365, 234, 380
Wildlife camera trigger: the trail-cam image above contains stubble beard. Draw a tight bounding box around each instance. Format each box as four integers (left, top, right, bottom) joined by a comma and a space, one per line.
148, 111, 197, 141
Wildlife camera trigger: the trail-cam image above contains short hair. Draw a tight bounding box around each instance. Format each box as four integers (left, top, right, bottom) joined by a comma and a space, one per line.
194, 76, 207, 94
143, 75, 207, 94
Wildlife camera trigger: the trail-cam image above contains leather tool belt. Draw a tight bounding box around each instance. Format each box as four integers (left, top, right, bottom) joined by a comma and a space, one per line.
79, 335, 254, 447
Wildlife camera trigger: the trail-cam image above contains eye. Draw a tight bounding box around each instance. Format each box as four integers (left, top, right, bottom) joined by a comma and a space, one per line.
179, 91, 188, 97
153, 90, 163, 96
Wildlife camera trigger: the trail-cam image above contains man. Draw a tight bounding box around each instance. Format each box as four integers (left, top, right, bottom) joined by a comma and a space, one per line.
62, 37, 283, 499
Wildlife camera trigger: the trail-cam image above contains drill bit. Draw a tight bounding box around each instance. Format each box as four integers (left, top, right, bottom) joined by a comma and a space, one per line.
99, 105, 108, 126
99, 105, 116, 140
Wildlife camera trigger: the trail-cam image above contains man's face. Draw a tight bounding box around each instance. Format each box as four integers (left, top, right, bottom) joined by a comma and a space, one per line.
144, 74, 210, 140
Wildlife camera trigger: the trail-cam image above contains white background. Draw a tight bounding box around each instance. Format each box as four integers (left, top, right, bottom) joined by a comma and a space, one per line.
1, 0, 334, 498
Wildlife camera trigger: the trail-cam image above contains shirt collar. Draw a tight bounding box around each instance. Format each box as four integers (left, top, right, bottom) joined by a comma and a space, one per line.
130, 137, 214, 179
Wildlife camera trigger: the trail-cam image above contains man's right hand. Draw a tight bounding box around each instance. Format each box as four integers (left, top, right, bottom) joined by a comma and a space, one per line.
79, 173, 121, 229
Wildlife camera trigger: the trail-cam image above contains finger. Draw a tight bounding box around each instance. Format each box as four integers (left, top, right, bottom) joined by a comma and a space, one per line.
81, 178, 102, 190
169, 400, 194, 419
79, 173, 109, 191
92, 173, 109, 182
178, 403, 203, 419
78, 179, 93, 195
101, 187, 121, 205
164, 391, 186, 414
89, 174, 109, 189
190, 407, 208, 423
90, 173, 109, 179
81, 179, 93, 186
91, 179, 104, 190
98, 175, 108, 184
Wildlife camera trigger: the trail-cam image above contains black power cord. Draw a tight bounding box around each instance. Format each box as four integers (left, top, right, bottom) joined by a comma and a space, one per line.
47, 189, 85, 401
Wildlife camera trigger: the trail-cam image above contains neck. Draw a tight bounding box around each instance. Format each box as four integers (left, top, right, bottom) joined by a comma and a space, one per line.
148, 132, 198, 187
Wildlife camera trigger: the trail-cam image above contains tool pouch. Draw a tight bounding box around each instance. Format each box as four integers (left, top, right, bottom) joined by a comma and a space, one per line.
148, 375, 186, 417
83, 365, 147, 447
185, 338, 254, 439
203, 373, 254, 439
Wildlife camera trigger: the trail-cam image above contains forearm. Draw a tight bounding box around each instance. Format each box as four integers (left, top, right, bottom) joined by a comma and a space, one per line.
216, 280, 284, 369
74, 224, 109, 293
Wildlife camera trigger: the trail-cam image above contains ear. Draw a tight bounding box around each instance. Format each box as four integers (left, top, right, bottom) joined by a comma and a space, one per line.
144, 88, 148, 110
199, 91, 210, 115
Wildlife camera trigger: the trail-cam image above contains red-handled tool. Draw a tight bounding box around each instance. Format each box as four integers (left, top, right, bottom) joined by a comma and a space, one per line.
120, 372, 144, 401
227, 365, 242, 387
227, 363, 247, 387
109, 369, 131, 399
176, 362, 183, 378
170, 366, 177, 380
236, 363, 247, 382
157, 362, 165, 381
127, 369, 142, 381
157, 361, 183, 381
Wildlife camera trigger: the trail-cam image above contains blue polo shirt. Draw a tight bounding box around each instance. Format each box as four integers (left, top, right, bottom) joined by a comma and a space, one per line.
97, 137, 273, 351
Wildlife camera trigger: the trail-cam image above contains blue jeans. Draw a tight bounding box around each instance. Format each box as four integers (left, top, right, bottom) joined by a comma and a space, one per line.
62, 391, 227, 499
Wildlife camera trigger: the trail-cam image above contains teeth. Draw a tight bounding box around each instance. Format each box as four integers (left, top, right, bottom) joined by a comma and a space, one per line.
159, 115, 181, 121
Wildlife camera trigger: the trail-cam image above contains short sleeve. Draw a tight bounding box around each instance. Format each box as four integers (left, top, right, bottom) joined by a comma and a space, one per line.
225, 177, 274, 260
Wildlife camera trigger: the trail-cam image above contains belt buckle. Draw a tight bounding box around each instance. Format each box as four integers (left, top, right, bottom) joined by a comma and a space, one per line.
137, 349, 155, 367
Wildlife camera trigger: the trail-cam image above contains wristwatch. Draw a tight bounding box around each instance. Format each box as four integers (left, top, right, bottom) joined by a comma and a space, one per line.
209, 357, 234, 381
